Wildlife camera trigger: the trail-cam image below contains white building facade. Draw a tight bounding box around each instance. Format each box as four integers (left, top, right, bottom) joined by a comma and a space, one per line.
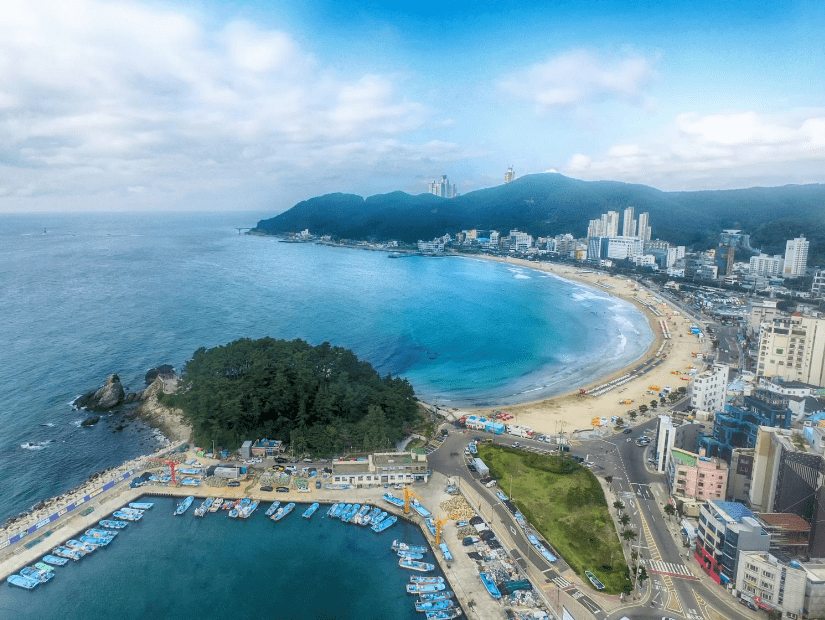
783, 236, 809, 278
691, 363, 730, 413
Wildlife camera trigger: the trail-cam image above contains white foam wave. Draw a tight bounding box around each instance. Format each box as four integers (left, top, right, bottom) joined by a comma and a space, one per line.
39, 422, 55, 427
21, 441, 51, 451
513, 274, 530, 280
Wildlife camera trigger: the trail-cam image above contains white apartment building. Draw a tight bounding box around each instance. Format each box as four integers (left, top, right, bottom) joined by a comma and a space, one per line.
601, 211, 620, 238
750, 254, 784, 277
738, 551, 807, 618
783, 236, 809, 278
652, 415, 703, 474
637, 211, 651, 242
813, 269, 825, 299
757, 315, 825, 388
509, 229, 533, 251
602, 236, 644, 260
622, 206, 636, 237
691, 363, 730, 413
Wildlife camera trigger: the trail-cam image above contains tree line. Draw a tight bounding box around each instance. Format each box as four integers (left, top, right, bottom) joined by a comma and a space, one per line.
160, 338, 419, 455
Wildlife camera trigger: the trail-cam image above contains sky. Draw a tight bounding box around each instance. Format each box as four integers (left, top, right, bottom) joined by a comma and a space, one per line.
0, 0, 823, 213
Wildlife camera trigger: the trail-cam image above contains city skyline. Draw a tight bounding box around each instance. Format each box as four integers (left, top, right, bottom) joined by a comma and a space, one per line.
0, 0, 823, 213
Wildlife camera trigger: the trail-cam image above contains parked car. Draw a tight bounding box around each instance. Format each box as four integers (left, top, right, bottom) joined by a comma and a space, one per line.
228, 481, 240, 487
260, 485, 273, 492
512, 442, 521, 448
276, 486, 290, 492
623, 428, 633, 434
315, 480, 321, 489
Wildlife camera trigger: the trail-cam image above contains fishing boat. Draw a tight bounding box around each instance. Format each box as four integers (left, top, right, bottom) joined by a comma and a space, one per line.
7, 574, 39, 589
128, 502, 154, 510
229, 498, 250, 518
372, 515, 397, 533
42, 554, 69, 567
222, 500, 234, 511
585, 570, 605, 590
99, 519, 128, 529
392, 540, 428, 555
119, 506, 143, 515
362, 506, 381, 526
174, 496, 195, 516
352, 504, 370, 523
241, 500, 259, 519
35, 562, 55, 573
209, 498, 224, 512
181, 477, 201, 486
410, 576, 443, 584
326, 503, 339, 517
65, 539, 96, 554
343, 503, 361, 523
399, 558, 434, 572
337, 503, 352, 519
271, 502, 295, 522
177, 467, 202, 475
397, 550, 424, 560
425, 518, 437, 537
85, 528, 117, 539
52, 547, 83, 561
415, 599, 454, 612
265, 501, 281, 517
479, 572, 502, 599
438, 542, 453, 562
302, 503, 319, 519
411, 499, 431, 518
20, 566, 55, 583
382, 492, 405, 508
406, 582, 445, 594
80, 535, 111, 547
194, 497, 214, 517
540, 548, 557, 563
113, 510, 142, 522
425, 609, 462, 620
419, 590, 454, 602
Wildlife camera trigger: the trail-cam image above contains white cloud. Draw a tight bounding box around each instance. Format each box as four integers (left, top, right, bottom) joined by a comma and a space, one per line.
0, 0, 439, 209
500, 49, 656, 111
563, 110, 825, 190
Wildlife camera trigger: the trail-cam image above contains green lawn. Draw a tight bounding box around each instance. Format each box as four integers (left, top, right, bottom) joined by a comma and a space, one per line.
477, 445, 629, 594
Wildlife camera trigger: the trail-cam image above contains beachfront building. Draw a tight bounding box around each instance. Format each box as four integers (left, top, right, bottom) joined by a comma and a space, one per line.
757, 315, 825, 388
667, 448, 728, 501
331, 451, 429, 486
737, 550, 807, 617
251, 438, 283, 458
691, 363, 730, 414
695, 500, 770, 586
652, 415, 703, 474
622, 207, 636, 237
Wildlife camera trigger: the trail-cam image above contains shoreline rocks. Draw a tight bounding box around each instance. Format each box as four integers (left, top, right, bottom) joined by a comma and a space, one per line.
73, 374, 125, 411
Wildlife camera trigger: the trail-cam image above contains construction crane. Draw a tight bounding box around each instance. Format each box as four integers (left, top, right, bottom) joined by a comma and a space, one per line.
403, 487, 424, 515
435, 513, 459, 545
149, 458, 178, 485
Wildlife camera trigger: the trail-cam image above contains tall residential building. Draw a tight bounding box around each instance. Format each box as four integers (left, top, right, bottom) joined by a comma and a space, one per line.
813, 269, 825, 299
599, 236, 644, 260
601, 211, 620, 237
622, 207, 637, 237
504, 167, 515, 183
691, 363, 730, 413
757, 315, 825, 387
652, 414, 703, 473
428, 175, 456, 198
784, 236, 809, 278
637, 212, 651, 242
587, 219, 603, 238
750, 254, 785, 277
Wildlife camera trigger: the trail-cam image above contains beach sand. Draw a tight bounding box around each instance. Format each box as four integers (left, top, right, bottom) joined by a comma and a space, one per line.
458, 256, 712, 436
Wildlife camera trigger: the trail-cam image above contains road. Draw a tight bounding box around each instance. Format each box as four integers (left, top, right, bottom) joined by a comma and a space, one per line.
429, 424, 754, 620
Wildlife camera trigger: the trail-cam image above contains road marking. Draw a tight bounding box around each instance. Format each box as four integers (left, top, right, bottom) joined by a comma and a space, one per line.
646, 559, 698, 578
553, 576, 570, 588
666, 589, 684, 614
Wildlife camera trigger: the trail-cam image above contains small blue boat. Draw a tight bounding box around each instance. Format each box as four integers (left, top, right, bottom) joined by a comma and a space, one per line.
399, 558, 434, 572
35, 562, 54, 573
99, 519, 128, 529
85, 528, 117, 539
7, 574, 39, 589
174, 496, 194, 516
113, 510, 142, 522
241, 500, 259, 519
65, 539, 95, 554
372, 515, 397, 533
42, 554, 69, 567
265, 501, 281, 517
271, 502, 295, 522
326, 502, 339, 517
398, 550, 424, 560
479, 572, 501, 599
382, 492, 404, 508
302, 503, 319, 519
425, 610, 462, 620
52, 546, 82, 561
411, 499, 431, 518
128, 502, 154, 510
80, 535, 110, 548
392, 540, 428, 555
372, 511, 388, 525
362, 506, 381, 526
415, 599, 454, 612
419, 590, 454, 602
181, 477, 201, 486
438, 542, 453, 562
425, 518, 437, 536
20, 566, 55, 583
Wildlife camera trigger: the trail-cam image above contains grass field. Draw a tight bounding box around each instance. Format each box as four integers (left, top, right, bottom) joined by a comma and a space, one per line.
477, 444, 629, 594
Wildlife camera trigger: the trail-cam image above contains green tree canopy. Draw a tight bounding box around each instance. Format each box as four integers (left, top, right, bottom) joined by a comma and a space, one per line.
161, 338, 418, 454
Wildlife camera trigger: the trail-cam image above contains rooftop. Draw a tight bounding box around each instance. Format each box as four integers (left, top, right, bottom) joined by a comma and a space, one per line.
758, 513, 811, 532
711, 500, 755, 523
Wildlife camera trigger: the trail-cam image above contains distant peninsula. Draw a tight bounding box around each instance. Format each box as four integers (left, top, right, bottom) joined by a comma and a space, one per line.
253, 173, 825, 261
158, 338, 420, 455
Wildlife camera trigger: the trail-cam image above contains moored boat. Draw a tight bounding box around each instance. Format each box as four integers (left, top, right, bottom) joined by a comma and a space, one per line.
326, 502, 339, 517
342, 503, 360, 523
7, 574, 39, 589
399, 558, 434, 572
425, 609, 462, 620
406, 582, 445, 594
113, 510, 142, 522
265, 501, 281, 517
65, 539, 95, 554
229, 498, 250, 518
209, 498, 224, 512
20, 566, 55, 583
419, 590, 454, 602
80, 535, 111, 547
479, 572, 501, 599
372, 515, 397, 533
85, 528, 117, 539
392, 540, 428, 555
241, 500, 259, 518
52, 546, 82, 561
382, 492, 404, 507
42, 554, 69, 567
195, 497, 214, 517
271, 502, 295, 522
410, 576, 443, 584
415, 599, 454, 612
352, 504, 370, 523
302, 503, 319, 519
128, 502, 154, 510
35, 562, 54, 573
174, 496, 194, 516
99, 519, 128, 529
362, 506, 381, 526
372, 511, 388, 525
398, 550, 424, 560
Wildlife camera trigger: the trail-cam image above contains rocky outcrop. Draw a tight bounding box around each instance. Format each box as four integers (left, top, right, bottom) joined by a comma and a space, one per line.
74, 374, 126, 411
136, 376, 192, 443
80, 415, 100, 427
144, 364, 176, 386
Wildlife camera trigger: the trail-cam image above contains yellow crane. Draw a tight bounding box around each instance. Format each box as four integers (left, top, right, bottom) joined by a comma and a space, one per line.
435, 513, 460, 546
403, 486, 424, 515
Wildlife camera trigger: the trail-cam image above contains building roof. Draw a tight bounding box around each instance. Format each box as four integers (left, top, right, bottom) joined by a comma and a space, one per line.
671, 449, 697, 467
758, 513, 811, 532
711, 500, 755, 522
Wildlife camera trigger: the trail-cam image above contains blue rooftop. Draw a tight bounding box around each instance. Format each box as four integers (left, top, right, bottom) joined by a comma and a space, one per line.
711, 500, 754, 522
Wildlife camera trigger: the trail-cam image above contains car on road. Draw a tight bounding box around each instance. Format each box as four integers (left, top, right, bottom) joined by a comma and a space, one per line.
512, 442, 521, 448
468, 463, 477, 472
623, 428, 633, 434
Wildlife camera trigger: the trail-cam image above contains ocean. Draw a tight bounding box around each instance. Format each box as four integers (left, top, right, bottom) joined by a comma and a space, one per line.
0, 497, 432, 619
0, 211, 652, 522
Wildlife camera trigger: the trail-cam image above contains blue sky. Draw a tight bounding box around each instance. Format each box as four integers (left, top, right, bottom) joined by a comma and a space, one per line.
0, 0, 822, 212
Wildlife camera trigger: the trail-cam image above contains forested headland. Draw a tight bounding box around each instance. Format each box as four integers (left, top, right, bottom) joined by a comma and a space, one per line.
159, 338, 420, 455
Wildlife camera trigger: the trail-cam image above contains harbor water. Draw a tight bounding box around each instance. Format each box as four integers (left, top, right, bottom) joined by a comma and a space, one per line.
0, 497, 432, 619
0, 211, 653, 523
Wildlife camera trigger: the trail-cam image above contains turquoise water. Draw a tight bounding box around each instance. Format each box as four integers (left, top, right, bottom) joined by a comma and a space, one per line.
1, 498, 431, 619
0, 212, 652, 522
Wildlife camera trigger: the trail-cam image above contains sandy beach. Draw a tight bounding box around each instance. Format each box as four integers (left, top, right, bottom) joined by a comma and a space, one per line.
458, 255, 712, 436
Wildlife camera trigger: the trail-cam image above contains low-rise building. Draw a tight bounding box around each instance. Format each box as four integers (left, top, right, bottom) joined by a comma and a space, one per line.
667, 448, 728, 501
737, 551, 807, 618
331, 452, 429, 486
251, 438, 283, 458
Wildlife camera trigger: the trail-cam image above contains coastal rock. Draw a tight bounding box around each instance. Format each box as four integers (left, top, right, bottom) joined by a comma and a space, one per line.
145, 364, 176, 386
80, 415, 100, 427
74, 374, 125, 411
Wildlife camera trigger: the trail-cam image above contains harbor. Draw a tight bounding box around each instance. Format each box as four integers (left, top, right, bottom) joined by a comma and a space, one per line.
0, 452, 550, 620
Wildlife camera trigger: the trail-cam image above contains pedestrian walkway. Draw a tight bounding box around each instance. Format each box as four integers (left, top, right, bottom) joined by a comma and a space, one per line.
646, 559, 699, 579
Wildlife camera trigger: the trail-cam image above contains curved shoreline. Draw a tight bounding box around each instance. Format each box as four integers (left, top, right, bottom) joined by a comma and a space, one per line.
446, 254, 710, 435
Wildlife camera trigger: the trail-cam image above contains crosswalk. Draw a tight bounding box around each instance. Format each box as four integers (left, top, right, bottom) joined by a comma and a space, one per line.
552, 576, 571, 589
645, 559, 695, 578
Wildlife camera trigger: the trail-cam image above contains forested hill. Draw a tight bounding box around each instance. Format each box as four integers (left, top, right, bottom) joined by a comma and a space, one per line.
254, 174, 825, 262
159, 338, 419, 455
